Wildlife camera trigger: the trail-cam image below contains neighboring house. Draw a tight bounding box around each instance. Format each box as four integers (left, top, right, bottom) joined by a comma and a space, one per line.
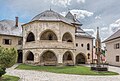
0, 18, 23, 63
103, 29, 120, 66
22, 10, 94, 66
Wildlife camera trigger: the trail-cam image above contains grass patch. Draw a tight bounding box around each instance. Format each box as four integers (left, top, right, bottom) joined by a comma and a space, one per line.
1, 75, 20, 81
16, 64, 119, 75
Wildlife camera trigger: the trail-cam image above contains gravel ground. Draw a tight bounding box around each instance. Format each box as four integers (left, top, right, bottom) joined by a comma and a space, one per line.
6, 64, 120, 81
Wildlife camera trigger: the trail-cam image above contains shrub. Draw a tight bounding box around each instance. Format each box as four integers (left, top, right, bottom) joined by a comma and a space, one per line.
0, 67, 6, 77
0, 46, 18, 78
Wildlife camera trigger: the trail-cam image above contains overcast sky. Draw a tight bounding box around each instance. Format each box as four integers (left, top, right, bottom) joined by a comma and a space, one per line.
0, 0, 120, 41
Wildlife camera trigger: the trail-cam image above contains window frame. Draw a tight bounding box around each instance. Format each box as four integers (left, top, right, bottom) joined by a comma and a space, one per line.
116, 56, 119, 62
114, 43, 120, 49
3, 39, 12, 45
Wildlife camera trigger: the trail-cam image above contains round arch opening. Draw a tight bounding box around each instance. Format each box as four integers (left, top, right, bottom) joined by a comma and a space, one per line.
76, 53, 86, 64
63, 51, 74, 65
26, 51, 34, 61
26, 32, 35, 42
40, 51, 57, 66
62, 32, 73, 42
40, 30, 58, 40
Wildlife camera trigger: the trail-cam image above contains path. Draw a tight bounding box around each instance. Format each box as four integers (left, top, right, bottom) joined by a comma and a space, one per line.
6, 64, 120, 81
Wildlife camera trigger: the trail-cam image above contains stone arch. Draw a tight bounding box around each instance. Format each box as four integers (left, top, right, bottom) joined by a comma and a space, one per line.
40, 50, 57, 66
25, 51, 34, 61
76, 53, 87, 64
26, 32, 35, 42
62, 32, 73, 42
40, 29, 58, 40
63, 51, 74, 65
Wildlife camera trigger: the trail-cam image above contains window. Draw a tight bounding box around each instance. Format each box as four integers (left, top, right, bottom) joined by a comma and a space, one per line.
87, 53, 90, 59
81, 44, 83, 47
3, 39, 11, 45
114, 43, 120, 49
76, 43, 78, 47
116, 56, 119, 62
87, 43, 90, 50
18, 38, 22, 45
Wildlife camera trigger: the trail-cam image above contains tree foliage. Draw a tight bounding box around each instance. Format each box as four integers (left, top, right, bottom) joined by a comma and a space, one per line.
0, 46, 18, 78
0, 46, 18, 68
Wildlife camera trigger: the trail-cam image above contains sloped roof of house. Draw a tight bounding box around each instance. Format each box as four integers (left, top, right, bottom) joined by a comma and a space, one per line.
103, 29, 120, 42
65, 11, 81, 25
75, 27, 94, 39
29, 9, 93, 39
31, 10, 77, 25
0, 19, 22, 37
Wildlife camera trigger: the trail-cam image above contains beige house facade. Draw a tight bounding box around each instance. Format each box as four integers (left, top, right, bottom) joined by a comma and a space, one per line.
22, 10, 94, 66
0, 34, 22, 49
103, 30, 120, 66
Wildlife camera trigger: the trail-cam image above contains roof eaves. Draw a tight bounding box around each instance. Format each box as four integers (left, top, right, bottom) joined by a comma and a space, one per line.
22, 20, 74, 27
0, 34, 23, 37
102, 36, 120, 43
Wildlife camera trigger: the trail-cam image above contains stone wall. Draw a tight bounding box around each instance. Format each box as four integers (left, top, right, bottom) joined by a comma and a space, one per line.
22, 21, 93, 65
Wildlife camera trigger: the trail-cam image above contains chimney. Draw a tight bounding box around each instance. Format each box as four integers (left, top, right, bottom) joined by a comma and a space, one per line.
74, 14, 77, 21
15, 17, 18, 27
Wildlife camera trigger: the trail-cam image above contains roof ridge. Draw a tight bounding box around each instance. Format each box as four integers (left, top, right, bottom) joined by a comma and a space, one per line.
103, 29, 120, 42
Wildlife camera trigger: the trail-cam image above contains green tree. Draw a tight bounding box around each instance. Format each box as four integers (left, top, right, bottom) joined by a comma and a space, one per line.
0, 46, 18, 79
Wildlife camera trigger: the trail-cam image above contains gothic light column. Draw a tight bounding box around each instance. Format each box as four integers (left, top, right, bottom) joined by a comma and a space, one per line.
95, 27, 101, 67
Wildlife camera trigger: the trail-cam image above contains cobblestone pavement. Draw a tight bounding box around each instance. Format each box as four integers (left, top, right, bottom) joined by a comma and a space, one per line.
6, 64, 120, 81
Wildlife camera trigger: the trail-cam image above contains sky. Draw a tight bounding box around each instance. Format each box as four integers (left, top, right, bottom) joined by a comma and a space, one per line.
0, 0, 120, 41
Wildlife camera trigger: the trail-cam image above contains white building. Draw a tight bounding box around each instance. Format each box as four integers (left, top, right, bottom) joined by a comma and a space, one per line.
103, 29, 120, 66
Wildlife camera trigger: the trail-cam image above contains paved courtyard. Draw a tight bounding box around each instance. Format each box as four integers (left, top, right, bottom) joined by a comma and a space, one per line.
6, 64, 120, 81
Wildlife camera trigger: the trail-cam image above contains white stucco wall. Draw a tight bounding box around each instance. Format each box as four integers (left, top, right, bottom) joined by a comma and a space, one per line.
75, 36, 93, 63
105, 38, 120, 66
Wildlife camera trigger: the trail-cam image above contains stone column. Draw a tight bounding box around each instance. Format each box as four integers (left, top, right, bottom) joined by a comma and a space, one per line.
23, 50, 26, 63
34, 53, 40, 65
57, 54, 63, 66
73, 53, 76, 65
